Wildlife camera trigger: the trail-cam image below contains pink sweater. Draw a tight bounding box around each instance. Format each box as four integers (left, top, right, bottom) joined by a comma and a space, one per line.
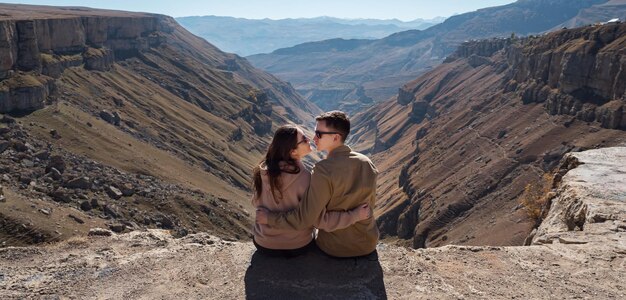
252, 161, 362, 250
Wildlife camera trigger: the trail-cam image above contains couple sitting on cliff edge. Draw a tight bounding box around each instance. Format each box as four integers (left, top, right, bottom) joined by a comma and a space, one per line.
252, 110, 379, 258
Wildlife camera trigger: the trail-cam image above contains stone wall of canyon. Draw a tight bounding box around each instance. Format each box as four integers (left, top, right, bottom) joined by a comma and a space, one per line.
0, 14, 174, 113
506, 23, 626, 129
353, 22, 626, 249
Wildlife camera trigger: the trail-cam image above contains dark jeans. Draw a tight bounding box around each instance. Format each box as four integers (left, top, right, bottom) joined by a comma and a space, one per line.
253, 238, 316, 258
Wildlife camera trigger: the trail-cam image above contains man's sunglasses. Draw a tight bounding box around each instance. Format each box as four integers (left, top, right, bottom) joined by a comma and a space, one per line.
314, 130, 342, 139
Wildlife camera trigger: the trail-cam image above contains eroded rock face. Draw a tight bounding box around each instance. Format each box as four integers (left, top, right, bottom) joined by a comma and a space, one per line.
0, 13, 174, 113
0, 21, 18, 79
447, 38, 513, 61
532, 147, 626, 245
507, 23, 626, 129
0, 74, 54, 112
15, 20, 41, 72
397, 87, 414, 105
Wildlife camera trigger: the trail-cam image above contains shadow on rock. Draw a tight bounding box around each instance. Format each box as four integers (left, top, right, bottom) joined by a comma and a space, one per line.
244, 246, 387, 299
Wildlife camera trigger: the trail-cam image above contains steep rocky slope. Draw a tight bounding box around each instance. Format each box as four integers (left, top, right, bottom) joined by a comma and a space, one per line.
349, 22, 626, 248
0, 4, 320, 246
248, 0, 625, 114
1, 148, 624, 298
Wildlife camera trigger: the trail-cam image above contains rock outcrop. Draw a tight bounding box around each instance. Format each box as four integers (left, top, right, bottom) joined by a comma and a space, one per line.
0, 12, 173, 112
532, 147, 626, 245
506, 23, 626, 129
445, 38, 515, 62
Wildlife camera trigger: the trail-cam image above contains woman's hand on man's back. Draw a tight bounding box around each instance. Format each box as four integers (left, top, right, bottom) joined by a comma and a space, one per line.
354, 203, 371, 221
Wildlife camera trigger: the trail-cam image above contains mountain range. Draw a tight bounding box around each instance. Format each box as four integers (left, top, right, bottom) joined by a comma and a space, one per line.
176, 15, 443, 56
248, 0, 626, 113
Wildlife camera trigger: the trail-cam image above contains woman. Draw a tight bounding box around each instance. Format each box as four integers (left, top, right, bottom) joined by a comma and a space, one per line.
252, 124, 369, 257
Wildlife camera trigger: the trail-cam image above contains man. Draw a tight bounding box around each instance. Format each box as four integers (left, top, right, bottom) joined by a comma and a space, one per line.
256, 111, 379, 258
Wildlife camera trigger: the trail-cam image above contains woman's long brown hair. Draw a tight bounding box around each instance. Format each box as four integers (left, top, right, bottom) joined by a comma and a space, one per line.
252, 124, 301, 204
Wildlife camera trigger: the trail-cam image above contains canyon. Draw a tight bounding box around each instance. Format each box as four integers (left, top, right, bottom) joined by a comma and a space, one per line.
0, 2, 625, 298
349, 21, 626, 248
248, 0, 626, 114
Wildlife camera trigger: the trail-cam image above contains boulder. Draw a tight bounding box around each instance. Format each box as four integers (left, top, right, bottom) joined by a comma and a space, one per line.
105, 185, 123, 199
0, 115, 15, 124
0, 141, 9, 154
118, 183, 135, 196
47, 167, 62, 181
11, 140, 27, 152
596, 101, 623, 129
103, 204, 120, 218
46, 155, 65, 173
112, 112, 121, 126
108, 223, 126, 233
99, 110, 114, 124
153, 213, 175, 229
65, 177, 91, 189
88, 228, 113, 237
90, 198, 100, 208
68, 214, 85, 224
49, 129, 60, 139
18, 174, 32, 185
100, 110, 121, 126
49, 189, 71, 203
33, 150, 50, 160
80, 200, 92, 211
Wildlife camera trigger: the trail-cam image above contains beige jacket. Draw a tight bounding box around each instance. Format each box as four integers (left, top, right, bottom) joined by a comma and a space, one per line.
268, 145, 380, 257
253, 160, 363, 250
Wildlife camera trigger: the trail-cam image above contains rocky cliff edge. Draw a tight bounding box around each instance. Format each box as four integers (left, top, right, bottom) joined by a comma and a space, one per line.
1, 147, 625, 299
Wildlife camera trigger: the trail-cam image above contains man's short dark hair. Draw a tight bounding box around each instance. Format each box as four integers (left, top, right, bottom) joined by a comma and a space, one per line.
316, 110, 350, 142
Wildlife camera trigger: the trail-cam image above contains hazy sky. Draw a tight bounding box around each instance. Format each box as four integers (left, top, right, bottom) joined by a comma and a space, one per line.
3, 0, 516, 20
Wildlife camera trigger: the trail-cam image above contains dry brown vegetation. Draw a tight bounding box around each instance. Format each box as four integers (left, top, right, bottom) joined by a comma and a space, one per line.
519, 173, 555, 221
